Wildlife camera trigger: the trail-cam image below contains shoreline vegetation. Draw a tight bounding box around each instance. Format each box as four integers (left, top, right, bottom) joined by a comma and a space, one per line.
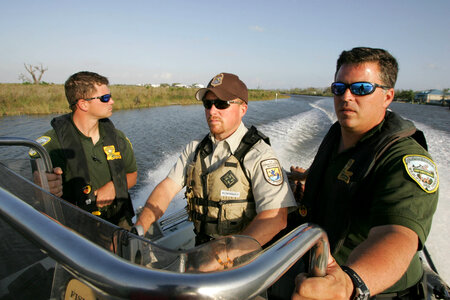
0, 83, 290, 116
1, 83, 447, 116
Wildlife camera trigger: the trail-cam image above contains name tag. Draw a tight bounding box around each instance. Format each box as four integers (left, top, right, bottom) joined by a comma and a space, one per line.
220, 190, 240, 198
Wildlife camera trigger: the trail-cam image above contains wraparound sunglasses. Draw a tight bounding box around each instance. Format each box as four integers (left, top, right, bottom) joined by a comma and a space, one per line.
202, 99, 242, 110
331, 82, 391, 96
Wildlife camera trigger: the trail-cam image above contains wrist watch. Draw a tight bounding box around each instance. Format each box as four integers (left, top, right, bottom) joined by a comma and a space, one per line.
341, 266, 370, 300
131, 225, 144, 237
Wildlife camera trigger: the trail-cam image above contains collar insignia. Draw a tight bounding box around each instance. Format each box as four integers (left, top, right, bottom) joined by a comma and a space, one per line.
337, 159, 354, 184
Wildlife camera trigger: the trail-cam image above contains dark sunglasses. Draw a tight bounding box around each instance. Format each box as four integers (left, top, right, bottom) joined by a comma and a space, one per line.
331, 82, 390, 96
202, 99, 242, 110
85, 94, 112, 103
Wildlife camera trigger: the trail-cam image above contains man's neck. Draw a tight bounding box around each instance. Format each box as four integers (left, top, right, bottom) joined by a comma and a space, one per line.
338, 130, 364, 153
72, 112, 100, 144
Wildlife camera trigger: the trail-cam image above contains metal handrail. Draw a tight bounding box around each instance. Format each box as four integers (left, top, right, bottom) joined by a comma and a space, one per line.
0, 137, 53, 172
0, 186, 329, 299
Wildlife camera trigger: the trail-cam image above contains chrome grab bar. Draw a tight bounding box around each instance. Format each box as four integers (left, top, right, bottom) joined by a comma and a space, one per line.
0, 185, 329, 299
0, 137, 53, 172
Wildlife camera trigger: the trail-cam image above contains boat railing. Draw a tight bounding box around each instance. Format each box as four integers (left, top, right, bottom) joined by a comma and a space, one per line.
0, 136, 53, 192
0, 137, 330, 299
0, 183, 328, 299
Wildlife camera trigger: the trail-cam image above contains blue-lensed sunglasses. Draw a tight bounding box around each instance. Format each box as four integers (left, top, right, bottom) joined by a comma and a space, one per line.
331, 82, 390, 96
85, 94, 112, 103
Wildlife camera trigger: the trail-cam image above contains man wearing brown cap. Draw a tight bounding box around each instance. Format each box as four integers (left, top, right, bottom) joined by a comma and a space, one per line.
135, 72, 296, 248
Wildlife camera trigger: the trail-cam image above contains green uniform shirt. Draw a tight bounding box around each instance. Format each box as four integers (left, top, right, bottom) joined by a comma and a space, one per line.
326, 124, 439, 292
36, 125, 137, 192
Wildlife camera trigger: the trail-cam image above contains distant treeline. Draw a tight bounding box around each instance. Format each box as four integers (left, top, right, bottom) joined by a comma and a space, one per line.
0, 83, 287, 116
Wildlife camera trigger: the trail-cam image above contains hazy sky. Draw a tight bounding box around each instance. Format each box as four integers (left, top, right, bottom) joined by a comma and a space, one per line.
1, 0, 449, 90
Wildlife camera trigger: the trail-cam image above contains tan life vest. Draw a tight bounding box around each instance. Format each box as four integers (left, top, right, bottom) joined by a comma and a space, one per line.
185, 126, 269, 237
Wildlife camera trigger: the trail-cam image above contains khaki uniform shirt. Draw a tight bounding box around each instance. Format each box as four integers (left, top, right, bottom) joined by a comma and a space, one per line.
168, 122, 296, 212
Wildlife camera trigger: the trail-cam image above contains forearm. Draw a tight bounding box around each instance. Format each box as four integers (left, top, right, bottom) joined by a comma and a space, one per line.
126, 171, 137, 189
346, 225, 418, 295
135, 177, 181, 233
241, 208, 287, 246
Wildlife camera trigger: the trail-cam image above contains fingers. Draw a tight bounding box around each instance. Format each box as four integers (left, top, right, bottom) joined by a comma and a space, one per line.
46, 169, 63, 197
53, 167, 63, 175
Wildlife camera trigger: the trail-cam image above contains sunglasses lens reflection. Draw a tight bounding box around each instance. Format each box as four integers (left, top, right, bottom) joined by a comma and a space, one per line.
202, 100, 230, 110
331, 83, 347, 95
350, 83, 374, 96
100, 94, 112, 102
331, 82, 376, 96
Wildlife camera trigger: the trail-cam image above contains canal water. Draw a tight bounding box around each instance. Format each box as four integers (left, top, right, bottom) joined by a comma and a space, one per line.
1, 95, 449, 283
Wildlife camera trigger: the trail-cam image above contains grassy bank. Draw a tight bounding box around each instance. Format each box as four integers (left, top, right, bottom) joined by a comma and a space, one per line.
0, 83, 287, 116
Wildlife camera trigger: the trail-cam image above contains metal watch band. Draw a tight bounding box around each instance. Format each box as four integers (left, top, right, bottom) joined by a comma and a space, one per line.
132, 225, 144, 237
341, 266, 370, 300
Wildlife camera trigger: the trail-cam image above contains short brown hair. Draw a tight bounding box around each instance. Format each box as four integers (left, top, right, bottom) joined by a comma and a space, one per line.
64, 71, 109, 111
335, 47, 398, 88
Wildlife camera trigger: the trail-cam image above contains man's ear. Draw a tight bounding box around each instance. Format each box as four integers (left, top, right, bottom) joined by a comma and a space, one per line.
240, 102, 248, 116
383, 88, 395, 108
76, 100, 89, 112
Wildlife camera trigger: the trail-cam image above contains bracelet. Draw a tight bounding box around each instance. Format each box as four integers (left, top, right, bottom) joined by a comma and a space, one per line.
341, 266, 370, 300
214, 253, 233, 269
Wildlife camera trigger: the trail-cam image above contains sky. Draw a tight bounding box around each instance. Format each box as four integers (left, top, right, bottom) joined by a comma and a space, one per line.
0, 0, 449, 90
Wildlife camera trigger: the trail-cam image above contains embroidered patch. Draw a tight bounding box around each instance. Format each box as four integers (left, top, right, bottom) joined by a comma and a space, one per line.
221, 190, 240, 198
28, 136, 51, 157
337, 159, 355, 184
221, 170, 238, 188
403, 155, 439, 193
261, 159, 283, 185
103, 145, 122, 160
210, 73, 224, 87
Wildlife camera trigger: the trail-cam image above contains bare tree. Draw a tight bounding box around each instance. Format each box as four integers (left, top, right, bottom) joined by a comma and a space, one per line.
19, 63, 48, 84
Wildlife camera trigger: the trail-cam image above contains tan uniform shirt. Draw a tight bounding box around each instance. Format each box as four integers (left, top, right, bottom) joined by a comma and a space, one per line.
168, 122, 296, 213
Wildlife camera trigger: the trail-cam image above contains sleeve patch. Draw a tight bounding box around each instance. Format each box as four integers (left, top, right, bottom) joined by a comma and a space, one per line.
28, 136, 51, 157
403, 155, 439, 193
261, 159, 283, 186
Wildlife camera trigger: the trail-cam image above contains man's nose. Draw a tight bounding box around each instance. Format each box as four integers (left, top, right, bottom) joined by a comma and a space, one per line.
341, 88, 355, 102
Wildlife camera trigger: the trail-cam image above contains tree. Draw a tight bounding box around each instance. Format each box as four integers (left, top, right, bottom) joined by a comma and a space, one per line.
19, 63, 48, 84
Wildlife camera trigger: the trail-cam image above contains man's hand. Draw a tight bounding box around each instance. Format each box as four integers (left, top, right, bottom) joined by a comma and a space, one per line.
95, 181, 116, 208
36, 167, 63, 197
292, 255, 354, 300
288, 166, 308, 202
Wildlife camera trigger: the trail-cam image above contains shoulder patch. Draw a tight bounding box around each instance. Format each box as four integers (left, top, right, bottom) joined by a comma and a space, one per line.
261, 159, 283, 186
403, 155, 439, 193
28, 136, 51, 157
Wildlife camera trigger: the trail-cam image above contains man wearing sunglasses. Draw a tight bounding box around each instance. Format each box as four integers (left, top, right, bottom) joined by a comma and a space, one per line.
135, 72, 296, 249
30, 71, 137, 229
290, 48, 438, 300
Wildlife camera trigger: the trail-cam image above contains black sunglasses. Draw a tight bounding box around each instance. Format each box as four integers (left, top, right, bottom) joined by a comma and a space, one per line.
85, 94, 112, 103
202, 99, 242, 110
331, 82, 391, 96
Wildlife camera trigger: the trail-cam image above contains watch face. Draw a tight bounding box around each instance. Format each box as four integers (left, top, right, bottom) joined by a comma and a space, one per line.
354, 287, 370, 300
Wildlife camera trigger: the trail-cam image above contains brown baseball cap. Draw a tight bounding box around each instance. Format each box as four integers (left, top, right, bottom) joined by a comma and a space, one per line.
195, 73, 248, 103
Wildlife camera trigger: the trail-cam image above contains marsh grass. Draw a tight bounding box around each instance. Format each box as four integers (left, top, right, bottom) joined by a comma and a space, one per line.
0, 84, 286, 116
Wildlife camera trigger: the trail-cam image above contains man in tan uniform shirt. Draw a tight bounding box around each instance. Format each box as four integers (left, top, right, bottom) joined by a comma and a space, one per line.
135, 72, 295, 248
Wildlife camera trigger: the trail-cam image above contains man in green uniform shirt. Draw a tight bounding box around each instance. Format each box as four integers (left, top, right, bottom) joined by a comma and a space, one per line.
290, 47, 439, 300
30, 71, 137, 229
